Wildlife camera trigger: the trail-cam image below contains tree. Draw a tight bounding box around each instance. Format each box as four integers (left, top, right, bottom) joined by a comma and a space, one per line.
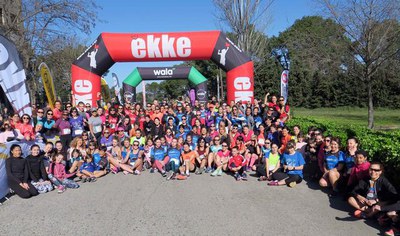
213, 0, 273, 61
0, 0, 101, 103
256, 16, 353, 107
319, 0, 400, 129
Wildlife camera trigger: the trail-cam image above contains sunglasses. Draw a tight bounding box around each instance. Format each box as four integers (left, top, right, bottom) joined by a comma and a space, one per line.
133, 144, 139, 147
82, 134, 88, 136
47, 113, 53, 115
214, 139, 220, 141
22, 117, 30, 120
86, 105, 91, 108
370, 168, 381, 172
66, 105, 72, 108
265, 142, 271, 145
37, 111, 44, 114
222, 145, 228, 147
104, 132, 110, 134
279, 99, 284, 101
325, 139, 331, 142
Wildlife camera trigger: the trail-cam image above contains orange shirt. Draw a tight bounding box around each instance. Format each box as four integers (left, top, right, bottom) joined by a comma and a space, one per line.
181, 151, 196, 164
279, 134, 292, 154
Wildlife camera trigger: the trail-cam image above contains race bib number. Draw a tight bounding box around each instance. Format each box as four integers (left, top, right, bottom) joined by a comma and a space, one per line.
74, 129, 83, 136
94, 125, 102, 133
63, 128, 71, 135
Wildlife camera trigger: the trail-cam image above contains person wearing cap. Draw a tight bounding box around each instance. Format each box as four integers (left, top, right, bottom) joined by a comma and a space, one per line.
88, 108, 103, 144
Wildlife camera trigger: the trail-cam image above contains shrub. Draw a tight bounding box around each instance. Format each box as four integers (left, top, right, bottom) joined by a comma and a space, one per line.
287, 117, 400, 185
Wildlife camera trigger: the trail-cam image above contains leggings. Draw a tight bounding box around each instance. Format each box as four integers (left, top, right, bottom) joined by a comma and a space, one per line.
31, 180, 54, 194
8, 180, 39, 199
48, 174, 79, 189
272, 172, 303, 185
153, 156, 170, 172
166, 160, 179, 173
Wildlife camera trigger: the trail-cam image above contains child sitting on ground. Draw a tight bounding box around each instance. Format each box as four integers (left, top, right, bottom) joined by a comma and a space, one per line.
48, 153, 79, 193
78, 154, 98, 183
228, 146, 248, 181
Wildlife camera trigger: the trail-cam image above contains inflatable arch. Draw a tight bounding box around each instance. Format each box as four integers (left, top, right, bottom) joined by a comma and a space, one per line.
71, 31, 254, 106
122, 66, 208, 104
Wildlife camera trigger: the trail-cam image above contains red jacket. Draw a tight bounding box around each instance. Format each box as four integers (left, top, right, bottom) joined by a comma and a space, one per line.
348, 161, 371, 186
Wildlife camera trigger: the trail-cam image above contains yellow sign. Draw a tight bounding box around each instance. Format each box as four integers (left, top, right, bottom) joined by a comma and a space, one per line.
101, 77, 111, 103
39, 62, 56, 109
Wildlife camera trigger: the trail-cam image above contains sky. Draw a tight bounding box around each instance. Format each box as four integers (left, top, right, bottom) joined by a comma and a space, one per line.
86, 0, 316, 91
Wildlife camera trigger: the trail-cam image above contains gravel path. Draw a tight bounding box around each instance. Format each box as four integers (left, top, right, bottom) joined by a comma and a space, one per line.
0, 172, 381, 236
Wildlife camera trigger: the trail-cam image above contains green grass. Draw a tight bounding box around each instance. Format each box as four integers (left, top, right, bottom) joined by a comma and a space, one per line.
292, 107, 400, 130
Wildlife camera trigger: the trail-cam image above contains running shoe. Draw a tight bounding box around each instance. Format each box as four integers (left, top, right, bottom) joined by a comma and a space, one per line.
205, 167, 212, 173
241, 172, 248, 181
385, 226, 400, 236
217, 168, 223, 176
82, 178, 87, 183
288, 181, 296, 188
176, 174, 187, 180
268, 181, 279, 186
353, 210, 367, 219
161, 171, 167, 177
150, 168, 155, 173
90, 177, 97, 182
234, 172, 241, 181
198, 167, 204, 174
166, 171, 174, 180
258, 176, 268, 181
57, 186, 66, 194
134, 170, 141, 175
211, 169, 219, 177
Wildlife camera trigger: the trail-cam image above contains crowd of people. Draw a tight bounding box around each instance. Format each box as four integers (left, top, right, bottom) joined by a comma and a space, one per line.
1, 93, 399, 236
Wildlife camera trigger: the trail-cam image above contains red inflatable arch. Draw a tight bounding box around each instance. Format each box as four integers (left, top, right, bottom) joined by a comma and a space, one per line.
71, 31, 254, 106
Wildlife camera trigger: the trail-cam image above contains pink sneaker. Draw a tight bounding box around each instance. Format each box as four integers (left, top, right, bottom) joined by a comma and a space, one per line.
268, 181, 279, 186
57, 185, 66, 194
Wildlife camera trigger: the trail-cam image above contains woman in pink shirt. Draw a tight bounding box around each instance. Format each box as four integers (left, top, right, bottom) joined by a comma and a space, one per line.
16, 114, 34, 140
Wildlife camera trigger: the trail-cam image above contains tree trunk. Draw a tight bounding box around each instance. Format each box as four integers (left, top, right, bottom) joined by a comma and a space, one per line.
367, 81, 374, 129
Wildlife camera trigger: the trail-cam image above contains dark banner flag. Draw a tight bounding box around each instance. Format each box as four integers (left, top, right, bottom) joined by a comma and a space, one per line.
0, 34, 31, 115
272, 46, 291, 103
122, 82, 136, 104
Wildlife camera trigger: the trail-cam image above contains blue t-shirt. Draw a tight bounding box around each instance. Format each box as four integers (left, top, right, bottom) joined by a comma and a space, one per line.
151, 147, 166, 161
122, 147, 140, 162
262, 147, 271, 158
80, 162, 95, 173
69, 116, 85, 137
344, 152, 355, 169
167, 147, 181, 167
324, 151, 345, 170
281, 152, 305, 178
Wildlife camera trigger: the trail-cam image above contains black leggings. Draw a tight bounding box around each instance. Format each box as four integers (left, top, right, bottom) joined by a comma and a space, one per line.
255, 163, 267, 176
271, 172, 303, 185
8, 180, 39, 199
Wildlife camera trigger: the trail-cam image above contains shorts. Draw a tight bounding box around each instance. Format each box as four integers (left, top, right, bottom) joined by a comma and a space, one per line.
129, 161, 136, 167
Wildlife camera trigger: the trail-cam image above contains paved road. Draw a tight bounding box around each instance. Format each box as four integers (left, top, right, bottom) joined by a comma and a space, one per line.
0, 172, 381, 236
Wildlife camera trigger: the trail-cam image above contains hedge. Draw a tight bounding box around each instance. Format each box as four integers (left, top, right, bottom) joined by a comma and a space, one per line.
286, 117, 400, 185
